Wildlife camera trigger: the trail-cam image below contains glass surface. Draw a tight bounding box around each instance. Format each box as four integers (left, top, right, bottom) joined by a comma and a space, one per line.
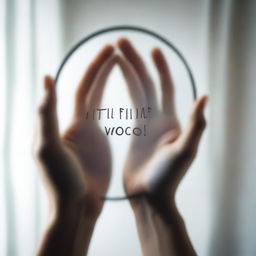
56, 27, 196, 200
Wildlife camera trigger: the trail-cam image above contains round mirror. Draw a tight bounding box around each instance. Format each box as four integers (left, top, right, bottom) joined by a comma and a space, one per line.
55, 26, 197, 200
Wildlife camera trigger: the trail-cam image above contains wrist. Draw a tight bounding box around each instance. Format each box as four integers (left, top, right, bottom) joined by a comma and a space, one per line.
53, 193, 103, 222
129, 191, 176, 214
129, 192, 187, 233
130, 193, 196, 256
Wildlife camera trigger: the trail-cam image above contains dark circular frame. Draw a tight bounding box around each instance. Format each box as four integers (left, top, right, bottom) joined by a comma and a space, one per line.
54, 25, 197, 201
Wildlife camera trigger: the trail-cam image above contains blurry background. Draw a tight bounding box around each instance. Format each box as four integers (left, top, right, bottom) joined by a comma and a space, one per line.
0, 0, 255, 255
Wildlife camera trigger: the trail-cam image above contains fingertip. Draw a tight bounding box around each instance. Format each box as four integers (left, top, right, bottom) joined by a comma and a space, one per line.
103, 44, 115, 54
43, 75, 56, 107
151, 48, 168, 72
117, 38, 133, 52
44, 75, 53, 83
151, 47, 162, 59
196, 95, 208, 106
44, 75, 54, 91
117, 37, 129, 46
44, 76, 50, 90
96, 45, 114, 62
151, 48, 160, 66
198, 95, 209, 110
190, 95, 208, 122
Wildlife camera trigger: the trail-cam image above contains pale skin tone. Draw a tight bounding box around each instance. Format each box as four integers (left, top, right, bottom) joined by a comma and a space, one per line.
34, 45, 117, 256
117, 38, 208, 256
35, 40, 207, 256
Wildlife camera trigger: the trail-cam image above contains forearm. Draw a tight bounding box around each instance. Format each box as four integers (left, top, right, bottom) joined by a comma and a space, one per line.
131, 195, 196, 256
37, 199, 98, 256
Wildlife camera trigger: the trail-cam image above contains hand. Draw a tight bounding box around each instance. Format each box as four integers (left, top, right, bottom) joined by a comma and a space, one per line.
117, 38, 207, 205
34, 46, 116, 255
117, 38, 207, 256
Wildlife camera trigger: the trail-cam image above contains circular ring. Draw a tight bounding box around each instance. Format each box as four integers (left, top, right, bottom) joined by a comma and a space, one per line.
54, 25, 197, 201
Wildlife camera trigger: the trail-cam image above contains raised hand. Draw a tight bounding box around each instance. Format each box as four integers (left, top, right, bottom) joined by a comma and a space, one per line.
117, 38, 207, 256
34, 46, 116, 256
62, 45, 117, 205
117, 38, 207, 203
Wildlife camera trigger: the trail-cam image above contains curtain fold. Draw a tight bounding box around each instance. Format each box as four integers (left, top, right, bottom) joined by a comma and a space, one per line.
1, 0, 64, 255
208, 0, 256, 255
3, 0, 17, 254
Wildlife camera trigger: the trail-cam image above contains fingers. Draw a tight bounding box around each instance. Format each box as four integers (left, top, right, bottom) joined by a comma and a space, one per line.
117, 38, 157, 108
74, 45, 114, 117
179, 95, 208, 153
37, 76, 59, 144
87, 55, 118, 109
151, 48, 175, 115
116, 55, 147, 108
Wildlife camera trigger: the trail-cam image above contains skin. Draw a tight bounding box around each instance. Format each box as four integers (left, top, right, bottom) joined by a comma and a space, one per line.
35, 39, 207, 256
117, 38, 208, 256
34, 45, 117, 256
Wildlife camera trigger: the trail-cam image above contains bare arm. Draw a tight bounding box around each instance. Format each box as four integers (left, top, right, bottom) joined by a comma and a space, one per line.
131, 195, 196, 256
37, 200, 97, 256
35, 45, 116, 255
117, 38, 207, 256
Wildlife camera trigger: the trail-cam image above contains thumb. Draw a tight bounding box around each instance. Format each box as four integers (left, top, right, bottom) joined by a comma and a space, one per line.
179, 95, 208, 153
37, 76, 59, 144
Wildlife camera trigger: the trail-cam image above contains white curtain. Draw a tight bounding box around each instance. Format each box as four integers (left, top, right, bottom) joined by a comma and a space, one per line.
1, 0, 256, 255
0, 0, 63, 255
208, 0, 256, 255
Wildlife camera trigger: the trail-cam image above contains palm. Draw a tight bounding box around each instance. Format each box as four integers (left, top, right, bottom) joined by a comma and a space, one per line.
129, 112, 179, 164
124, 110, 183, 195
62, 118, 111, 197
58, 45, 115, 199
36, 46, 116, 209
116, 38, 207, 198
